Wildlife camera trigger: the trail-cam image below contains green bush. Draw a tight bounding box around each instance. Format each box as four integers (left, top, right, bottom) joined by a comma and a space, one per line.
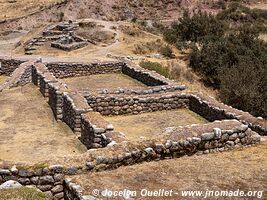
163, 4, 267, 118
160, 45, 174, 58
139, 61, 171, 78
189, 27, 267, 117
164, 10, 226, 44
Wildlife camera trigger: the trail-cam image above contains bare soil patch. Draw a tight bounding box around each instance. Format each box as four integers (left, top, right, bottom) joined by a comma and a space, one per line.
70, 140, 267, 200
0, 84, 87, 163
104, 109, 208, 142
0, 75, 8, 85
0, 0, 62, 20
61, 73, 147, 91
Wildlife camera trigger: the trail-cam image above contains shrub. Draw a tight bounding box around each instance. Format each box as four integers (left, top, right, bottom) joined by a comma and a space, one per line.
164, 10, 226, 45
139, 61, 170, 78
160, 45, 174, 58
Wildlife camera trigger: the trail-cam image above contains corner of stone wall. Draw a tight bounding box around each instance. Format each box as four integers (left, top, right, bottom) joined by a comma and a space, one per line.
80, 112, 114, 149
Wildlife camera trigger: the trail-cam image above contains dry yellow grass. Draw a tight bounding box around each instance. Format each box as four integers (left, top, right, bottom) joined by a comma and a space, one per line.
70, 140, 267, 200
61, 74, 146, 91
104, 109, 208, 142
0, 84, 87, 163
260, 34, 267, 42
0, 0, 63, 20
0, 75, 8, 85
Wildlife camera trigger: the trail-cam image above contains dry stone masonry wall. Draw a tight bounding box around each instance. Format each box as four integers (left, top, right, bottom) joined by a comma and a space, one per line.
85, 92, 190, 116
0, 57, 27, 76
0, 165, 65, 200
46, 61, 124, 79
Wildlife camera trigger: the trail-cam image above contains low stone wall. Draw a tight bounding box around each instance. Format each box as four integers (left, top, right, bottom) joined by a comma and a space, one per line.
45, 62, 124, 79
189, 93, 267, 136
97, 84, 186, 95
83, 120, 261, 172
85, 92, 190, 116
48, 82, 68, 121
122, 62, 173, 86
0, 60, 34, 92
62, 92, 92, 134
32, 62, 49, 86
81, 112, 114, 149
51, 41, 88, 51
39, 71, 58, 97
0, 165, 65, 200
0, 57, 27, 76
64, 179, 84, 200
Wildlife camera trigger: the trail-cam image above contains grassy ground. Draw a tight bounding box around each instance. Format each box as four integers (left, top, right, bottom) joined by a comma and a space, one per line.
0, 84, 87, 163
104, 109, 207, 142
61, 73, 146, 91
70, 140, 267, 200
0, 187, 46, 200
0, 75, 8, 85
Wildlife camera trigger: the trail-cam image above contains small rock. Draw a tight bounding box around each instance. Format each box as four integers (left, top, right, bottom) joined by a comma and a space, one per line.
213, 128, 222, 139
18, 178, 30, 185
30, 177, 39, 185
144, 147, 154, 155
229, 133, 238, 141
44, 191, 53, 199
54, 174, 64, 182
39, 176, 54, 185
54, 192, 64, 199
49, 165, 63, 173
37, 184, 53, 192
18, 169, 34, 177
85, 162, 94, 170
0, 180, 22, 189
0, 169, 11, 176
65, 167, 78, 175
51, 185, 63, 194
201, 132, 214, 141
165, 140, 173, 149
10, 166, 18, 175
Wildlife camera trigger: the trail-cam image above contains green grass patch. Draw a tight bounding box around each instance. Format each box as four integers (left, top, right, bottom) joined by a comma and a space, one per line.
139, 61, 171, 78
0, 187, 46, 200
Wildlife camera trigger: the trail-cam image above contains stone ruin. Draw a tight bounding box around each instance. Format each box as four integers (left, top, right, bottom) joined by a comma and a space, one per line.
0, 56, 266, 199
24, 21, 93, 55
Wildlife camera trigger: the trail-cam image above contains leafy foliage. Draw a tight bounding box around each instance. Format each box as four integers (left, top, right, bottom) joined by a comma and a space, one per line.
163, 5, 267, 117
139, 61, 171, 78
160, 45, 174, 58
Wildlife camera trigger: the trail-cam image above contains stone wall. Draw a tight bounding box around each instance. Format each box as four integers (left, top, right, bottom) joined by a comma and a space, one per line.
45, 62, 124, 79
188, 94, 267, 136
83, 120, 261, 172
51, 41, 88, 51
85, 92, 190, 116
0, 57, 27, 76
122, 62, 173, 86
62, 92, 92, 134
39, 71, 58, 97
48, 82, 67, 121
64, 179, 84, 200
0, 165, 65, 200
32, 62, 49, 86
80, 112, 113, 149
0, 60, 34, 92
97, 85, 186, 95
